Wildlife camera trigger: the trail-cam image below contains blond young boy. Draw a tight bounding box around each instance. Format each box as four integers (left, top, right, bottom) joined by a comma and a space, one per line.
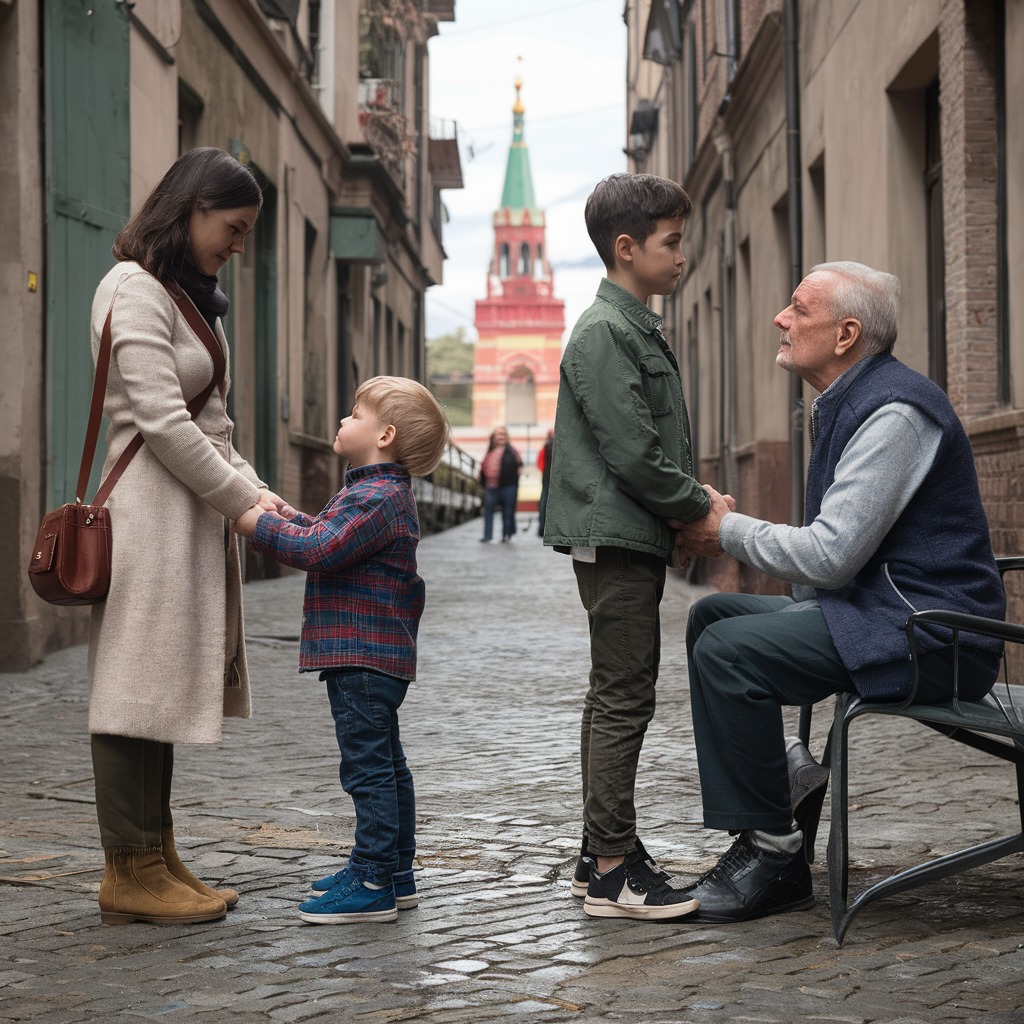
236, 376, 450, 924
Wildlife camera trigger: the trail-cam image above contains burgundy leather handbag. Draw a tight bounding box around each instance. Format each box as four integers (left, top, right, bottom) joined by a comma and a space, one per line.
28, 283, 225, 605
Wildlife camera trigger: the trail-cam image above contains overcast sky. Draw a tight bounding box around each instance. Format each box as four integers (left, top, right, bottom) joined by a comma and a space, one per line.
425, 0, 627, 342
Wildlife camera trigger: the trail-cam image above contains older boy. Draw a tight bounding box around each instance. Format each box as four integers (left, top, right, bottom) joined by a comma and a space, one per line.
544, 174, 711, 921
235, 376, 450, 924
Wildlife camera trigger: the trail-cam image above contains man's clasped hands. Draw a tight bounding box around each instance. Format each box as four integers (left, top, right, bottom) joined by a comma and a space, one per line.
670, 485, 737, 564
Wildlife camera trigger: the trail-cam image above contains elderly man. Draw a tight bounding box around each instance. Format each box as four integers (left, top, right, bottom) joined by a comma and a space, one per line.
675, 261, 1005, 923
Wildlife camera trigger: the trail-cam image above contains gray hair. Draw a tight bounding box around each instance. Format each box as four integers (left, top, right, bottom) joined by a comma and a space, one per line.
809, 261, 901, 356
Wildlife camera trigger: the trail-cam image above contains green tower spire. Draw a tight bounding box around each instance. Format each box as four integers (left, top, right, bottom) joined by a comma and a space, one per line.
499, 77, 538, 212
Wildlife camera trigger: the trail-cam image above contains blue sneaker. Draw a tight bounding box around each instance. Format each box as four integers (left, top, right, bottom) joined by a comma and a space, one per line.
298, 872, 397, 924
311, 867, 419, 909
390, 869, 419, 909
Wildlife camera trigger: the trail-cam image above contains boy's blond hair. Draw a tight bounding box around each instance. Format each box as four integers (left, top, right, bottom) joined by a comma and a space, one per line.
355, 376, 451, 477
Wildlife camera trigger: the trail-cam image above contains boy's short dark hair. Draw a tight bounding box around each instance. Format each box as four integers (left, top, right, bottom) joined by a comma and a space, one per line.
585, 173, 693, 270
355, 376, 451, 477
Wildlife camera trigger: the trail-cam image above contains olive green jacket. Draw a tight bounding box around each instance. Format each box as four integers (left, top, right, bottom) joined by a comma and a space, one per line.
543, 279, 710, 558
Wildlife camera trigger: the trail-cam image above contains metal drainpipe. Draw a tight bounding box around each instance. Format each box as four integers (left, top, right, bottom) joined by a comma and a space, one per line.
783, 0, 805, 527
712, 118, 737, 496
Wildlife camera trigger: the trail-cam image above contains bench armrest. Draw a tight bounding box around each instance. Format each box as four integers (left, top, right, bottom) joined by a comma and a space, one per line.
904, 605, 1024, 710
907, 608, 1024, 646
996, 556, 1024, 576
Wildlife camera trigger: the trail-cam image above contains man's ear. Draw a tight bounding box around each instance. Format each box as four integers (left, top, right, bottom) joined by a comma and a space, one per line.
835, 317, 862, 356
378, 423, 397, 449
613, 233, 636, 265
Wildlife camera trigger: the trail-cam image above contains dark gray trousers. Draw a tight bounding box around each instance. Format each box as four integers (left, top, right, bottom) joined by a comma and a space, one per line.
686, 592, 1000, 833
573, 546, 665, 857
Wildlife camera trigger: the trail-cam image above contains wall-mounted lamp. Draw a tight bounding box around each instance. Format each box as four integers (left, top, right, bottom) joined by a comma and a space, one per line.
623, 102, 659, 164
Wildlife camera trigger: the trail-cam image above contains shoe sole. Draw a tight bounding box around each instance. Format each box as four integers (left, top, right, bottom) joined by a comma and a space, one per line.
100, 909, 227, 926
570, 880, 588, 898
299, 907, 399, 924
692, 894, 816, 924
583, 896, 700, 921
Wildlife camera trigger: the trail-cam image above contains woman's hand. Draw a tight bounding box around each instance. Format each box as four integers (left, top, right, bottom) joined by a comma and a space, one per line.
256, 489, 281, 512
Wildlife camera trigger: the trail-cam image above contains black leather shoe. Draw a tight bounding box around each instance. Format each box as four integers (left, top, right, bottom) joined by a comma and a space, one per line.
682, 832, 814, 923
786, 737, 830, 862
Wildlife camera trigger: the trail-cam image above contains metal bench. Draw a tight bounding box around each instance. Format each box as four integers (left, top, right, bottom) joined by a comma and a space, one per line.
802, 556, 1024, 944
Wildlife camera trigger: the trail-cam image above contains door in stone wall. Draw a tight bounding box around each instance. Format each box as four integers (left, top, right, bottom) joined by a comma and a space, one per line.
43, 0, 130, 506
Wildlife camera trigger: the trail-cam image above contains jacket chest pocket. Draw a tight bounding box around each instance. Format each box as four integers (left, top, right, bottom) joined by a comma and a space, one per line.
638, 354, 676, 418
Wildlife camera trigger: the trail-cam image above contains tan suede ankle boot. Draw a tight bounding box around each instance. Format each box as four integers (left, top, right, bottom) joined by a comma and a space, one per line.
98, 848, 228, 925
161, 827, 239, 909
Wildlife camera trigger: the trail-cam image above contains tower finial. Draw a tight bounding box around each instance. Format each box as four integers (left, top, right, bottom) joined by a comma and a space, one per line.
513, 57, 524, 115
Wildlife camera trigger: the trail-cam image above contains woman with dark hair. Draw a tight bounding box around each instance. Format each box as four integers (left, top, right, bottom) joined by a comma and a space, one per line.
479, 426, 522, 542
88, 148, 276, 926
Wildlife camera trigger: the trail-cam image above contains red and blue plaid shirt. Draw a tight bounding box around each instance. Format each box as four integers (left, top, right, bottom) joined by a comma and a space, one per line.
251, 463, 423, 680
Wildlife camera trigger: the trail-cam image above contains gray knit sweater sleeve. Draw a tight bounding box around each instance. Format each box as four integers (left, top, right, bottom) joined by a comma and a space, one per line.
718, 403, 941, 591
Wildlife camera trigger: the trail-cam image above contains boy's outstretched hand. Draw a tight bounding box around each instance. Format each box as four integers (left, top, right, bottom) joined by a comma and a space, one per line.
272, 498, 302, 520
235, 503, 276, 538
235, 493, 304, 539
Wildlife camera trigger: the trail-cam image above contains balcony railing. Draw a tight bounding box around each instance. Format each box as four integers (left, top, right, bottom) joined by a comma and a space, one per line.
357, 77, 416, 184
358, 77, 400, 110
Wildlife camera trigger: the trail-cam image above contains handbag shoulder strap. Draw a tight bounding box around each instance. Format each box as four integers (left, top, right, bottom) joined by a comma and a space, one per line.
75, 304, 115, 504
166, 283, 228, 407
86, 278, 230, 508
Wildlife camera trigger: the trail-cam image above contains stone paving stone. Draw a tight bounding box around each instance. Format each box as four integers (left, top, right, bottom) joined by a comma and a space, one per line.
4, 517, 1024, 1021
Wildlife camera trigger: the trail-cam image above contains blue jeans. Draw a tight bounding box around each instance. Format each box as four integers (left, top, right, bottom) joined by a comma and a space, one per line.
323, 669, 416, 885
482, 484, 518, 540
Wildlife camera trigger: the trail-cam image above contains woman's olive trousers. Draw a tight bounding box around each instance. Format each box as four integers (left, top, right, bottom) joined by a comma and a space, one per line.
90, 733, 173, 849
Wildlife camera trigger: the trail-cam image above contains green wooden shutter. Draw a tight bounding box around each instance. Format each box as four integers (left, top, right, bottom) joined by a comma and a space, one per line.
44, 0, 130, 506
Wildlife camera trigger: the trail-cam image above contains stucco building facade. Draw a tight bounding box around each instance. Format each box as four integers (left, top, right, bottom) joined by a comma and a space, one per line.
625, 0, 1024, 604
0, 0, 462, 670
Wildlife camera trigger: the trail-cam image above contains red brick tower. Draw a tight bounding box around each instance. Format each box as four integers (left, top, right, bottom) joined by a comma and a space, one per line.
472, 77, 565, 439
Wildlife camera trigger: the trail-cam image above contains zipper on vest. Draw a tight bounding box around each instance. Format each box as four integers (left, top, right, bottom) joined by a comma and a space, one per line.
883, 562, 918, 613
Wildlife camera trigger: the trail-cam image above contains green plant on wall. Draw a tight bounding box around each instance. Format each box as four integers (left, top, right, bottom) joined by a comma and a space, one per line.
427, 328, 474, 427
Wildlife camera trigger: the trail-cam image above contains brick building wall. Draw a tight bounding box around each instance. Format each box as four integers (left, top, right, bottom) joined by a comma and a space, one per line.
940, 0, 1000, 420
628, 0, 1024, 613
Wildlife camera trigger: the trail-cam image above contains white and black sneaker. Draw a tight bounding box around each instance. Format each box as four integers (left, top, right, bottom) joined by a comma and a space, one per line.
583, 848, 699, 921
572, 836, 672, 898
571, 851, 596, 898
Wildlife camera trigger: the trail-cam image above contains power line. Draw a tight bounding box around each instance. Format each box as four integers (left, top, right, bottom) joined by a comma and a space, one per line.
427, 294, 476, 326
439, 0, 609, 36
460, 102, 623, 138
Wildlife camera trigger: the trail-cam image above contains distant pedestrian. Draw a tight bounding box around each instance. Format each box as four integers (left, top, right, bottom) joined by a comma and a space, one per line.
236, 376, 450, 924
478, 425, 522, 542
544, 173, 711, 921
536, 429, 554, 537
88, 147, 277, 927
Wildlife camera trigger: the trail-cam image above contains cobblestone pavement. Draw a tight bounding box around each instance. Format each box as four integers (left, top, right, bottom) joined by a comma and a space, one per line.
2, 516, 1023, 1023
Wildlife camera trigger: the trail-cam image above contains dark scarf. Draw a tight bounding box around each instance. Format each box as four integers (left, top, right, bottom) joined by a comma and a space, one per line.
177, 261, 229, 331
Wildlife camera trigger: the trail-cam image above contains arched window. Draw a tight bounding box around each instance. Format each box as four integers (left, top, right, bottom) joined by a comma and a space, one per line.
505, 365, 536, 426
499, 243, 510, 277
518, 242, 531, 276
534, 243, 544, 278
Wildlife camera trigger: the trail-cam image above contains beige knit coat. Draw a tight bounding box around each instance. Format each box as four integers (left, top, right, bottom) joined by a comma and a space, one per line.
86, 263, 264, 744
